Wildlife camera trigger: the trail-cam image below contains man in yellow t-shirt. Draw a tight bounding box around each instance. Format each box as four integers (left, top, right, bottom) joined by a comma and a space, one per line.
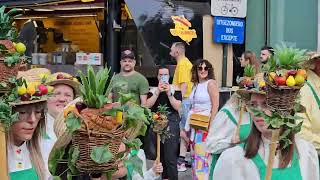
170, 42, 193, 172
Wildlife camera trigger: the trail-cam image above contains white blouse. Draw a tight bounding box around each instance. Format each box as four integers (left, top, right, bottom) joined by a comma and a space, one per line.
132, 149, 160, 180
212, 136, 319, 180
206, 105, 251, 154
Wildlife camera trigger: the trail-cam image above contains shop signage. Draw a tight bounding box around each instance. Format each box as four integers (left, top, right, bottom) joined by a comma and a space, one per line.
213, 16, 245, 44
211, 0, 247, 18
170, 16, 197, 45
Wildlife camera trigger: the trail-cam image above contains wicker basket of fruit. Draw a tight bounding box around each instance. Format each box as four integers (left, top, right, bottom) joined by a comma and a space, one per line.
152, 104, 169, 133
63, 66, 152, 174
263, 44, 308, 114
0, 7, 27, 92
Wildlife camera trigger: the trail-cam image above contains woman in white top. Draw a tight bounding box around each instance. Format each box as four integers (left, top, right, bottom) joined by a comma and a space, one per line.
206, 93, 252, 178
184, 59, 219, 179
212, 91, 319, 180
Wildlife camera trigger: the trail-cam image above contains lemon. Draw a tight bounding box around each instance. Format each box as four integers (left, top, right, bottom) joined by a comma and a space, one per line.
258, 81, 266, 88
15, 42, 26, 54
295, 74, 305, 86
27, 85, 36, 95
17, 86, 27, 95
286, 76, 296, 87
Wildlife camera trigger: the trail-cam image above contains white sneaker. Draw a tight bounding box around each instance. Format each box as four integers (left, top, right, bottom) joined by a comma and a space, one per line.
177, 163, 187, 172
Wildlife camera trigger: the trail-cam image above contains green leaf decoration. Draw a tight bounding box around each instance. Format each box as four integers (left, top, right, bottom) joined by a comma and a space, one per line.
0, 82, 7, 88
67, 172, 73, 180
125, 155, 144, 178
90, 144, 113, 164
123, 138, 142, 150
67, 146, 79, 174
65, 113, 81, 134
48, 148, 66, 175
53, 176, 61, 180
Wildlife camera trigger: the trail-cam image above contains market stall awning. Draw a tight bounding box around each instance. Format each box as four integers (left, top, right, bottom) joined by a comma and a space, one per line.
0, 0, 79, 7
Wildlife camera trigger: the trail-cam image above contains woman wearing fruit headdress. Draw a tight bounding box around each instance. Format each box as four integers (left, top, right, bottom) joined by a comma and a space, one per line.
211, 85, 319, 180
3, 69, 53, 180
297, 51, 320, 167
212, 44, 319, 180
44, 72, 80, 140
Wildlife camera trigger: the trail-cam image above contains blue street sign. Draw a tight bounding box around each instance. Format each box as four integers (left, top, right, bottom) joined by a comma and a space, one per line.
213, 16, 245, 44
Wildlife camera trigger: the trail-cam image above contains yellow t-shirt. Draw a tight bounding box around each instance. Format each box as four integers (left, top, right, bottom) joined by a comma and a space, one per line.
172, 57, 193, 98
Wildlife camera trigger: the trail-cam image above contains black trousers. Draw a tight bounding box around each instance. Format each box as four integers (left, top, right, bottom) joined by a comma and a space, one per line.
160, 114, 180, 180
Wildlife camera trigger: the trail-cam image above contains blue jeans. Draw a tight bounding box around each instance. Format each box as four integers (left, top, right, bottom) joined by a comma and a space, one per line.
180, 98, 191, 129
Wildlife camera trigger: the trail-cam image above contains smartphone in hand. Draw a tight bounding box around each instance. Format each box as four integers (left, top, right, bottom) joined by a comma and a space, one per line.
160, 75, 169, 84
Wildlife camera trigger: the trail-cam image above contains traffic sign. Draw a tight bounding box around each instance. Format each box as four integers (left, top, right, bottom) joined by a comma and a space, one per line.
211, 0, 247, 18
213, 16, 245, 44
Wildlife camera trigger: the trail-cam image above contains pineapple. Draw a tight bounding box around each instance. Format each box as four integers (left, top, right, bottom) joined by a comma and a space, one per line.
263, 43, 308, 72
158, 104, 169, 116
78, 66, 113, 109
239, 64, 254, 87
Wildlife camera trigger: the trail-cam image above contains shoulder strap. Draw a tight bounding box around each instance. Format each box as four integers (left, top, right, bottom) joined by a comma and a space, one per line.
306, 81, 320, 108
221, 108, 237, 125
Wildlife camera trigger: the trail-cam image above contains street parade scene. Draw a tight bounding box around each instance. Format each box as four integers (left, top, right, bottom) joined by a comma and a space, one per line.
0, 0, 320, 180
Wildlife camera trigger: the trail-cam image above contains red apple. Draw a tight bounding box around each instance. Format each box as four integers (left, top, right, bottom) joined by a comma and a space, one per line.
275, 76, 287, 86
56, 74, 64, 79
38, 84, 48, 95
287, 70, 297, 76
20, 93, 31, 101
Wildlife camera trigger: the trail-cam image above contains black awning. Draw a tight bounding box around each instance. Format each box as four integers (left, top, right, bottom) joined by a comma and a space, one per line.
0, 0, 62, 7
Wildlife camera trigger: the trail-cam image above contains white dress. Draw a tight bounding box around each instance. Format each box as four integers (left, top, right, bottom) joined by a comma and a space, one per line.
212, 136, 319, 180
206, 105, 251, 154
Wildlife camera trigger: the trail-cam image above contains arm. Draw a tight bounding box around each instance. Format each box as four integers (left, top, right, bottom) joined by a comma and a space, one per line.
180, 82, 188, 98
140, 94, 147, 106
139, 77, 150, 107
208, 80, 219, 118
145, 89, 160, 108
165, 84, 181, 111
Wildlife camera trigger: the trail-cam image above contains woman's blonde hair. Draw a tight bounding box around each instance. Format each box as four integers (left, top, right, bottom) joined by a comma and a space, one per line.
8, 101, 47, 180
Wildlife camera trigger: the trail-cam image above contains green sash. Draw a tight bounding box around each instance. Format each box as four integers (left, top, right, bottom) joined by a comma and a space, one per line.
306, 81, 320, 109
239, 144, 302, 180
209, 108, 252, 179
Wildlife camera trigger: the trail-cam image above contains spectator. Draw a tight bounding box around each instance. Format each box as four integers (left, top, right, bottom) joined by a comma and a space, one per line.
239, 50, 260, 75
145, 66, 182, 180
184, 59, 219, 179
169, 42, 193, 171
111, 49, 149, 106
260, 46, 274, 64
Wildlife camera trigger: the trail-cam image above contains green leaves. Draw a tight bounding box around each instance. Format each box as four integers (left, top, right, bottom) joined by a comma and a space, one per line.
0, 6, 21, 41
0, 100, 19, 129
78, 66, 113, 108
68, 146, 79, 174
243, 64, 255, 77
90, 144, 113, 164
123, 138, 142, 150
4, 52, 20, 67
124, 153, 144, 178
65, 113, 81, 134
48, 148, 66, 175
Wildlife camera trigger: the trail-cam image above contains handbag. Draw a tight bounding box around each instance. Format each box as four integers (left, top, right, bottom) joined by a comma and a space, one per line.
189, 84, 211, 131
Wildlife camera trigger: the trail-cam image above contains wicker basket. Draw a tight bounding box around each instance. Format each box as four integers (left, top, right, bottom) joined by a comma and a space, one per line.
153, 118, 168, 133
72, 127, 125, 173
264, 76, 302, 115
0, 55, 27, 92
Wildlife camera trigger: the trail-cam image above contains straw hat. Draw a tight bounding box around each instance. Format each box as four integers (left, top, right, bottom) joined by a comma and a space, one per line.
46, 72, 80, 96
48, 97, 82, 161
303, 51, 320, 68
9, 68, 51, 106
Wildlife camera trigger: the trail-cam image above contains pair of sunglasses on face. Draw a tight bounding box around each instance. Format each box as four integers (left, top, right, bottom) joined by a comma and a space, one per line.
198, 66, 210, 71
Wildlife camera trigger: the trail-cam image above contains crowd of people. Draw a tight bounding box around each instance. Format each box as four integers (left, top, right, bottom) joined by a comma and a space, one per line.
3, 41, 320, 180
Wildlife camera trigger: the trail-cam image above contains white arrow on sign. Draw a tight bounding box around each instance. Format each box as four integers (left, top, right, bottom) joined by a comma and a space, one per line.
211, 0, 247, 18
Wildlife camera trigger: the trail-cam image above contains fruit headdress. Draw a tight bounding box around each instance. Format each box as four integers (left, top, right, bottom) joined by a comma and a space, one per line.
46, 72, 80, 96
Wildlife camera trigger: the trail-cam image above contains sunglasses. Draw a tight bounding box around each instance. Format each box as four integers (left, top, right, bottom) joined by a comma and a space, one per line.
198, 67, 210, 71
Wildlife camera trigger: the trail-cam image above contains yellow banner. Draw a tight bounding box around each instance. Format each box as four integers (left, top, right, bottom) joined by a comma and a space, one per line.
170, 16, 197, 45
